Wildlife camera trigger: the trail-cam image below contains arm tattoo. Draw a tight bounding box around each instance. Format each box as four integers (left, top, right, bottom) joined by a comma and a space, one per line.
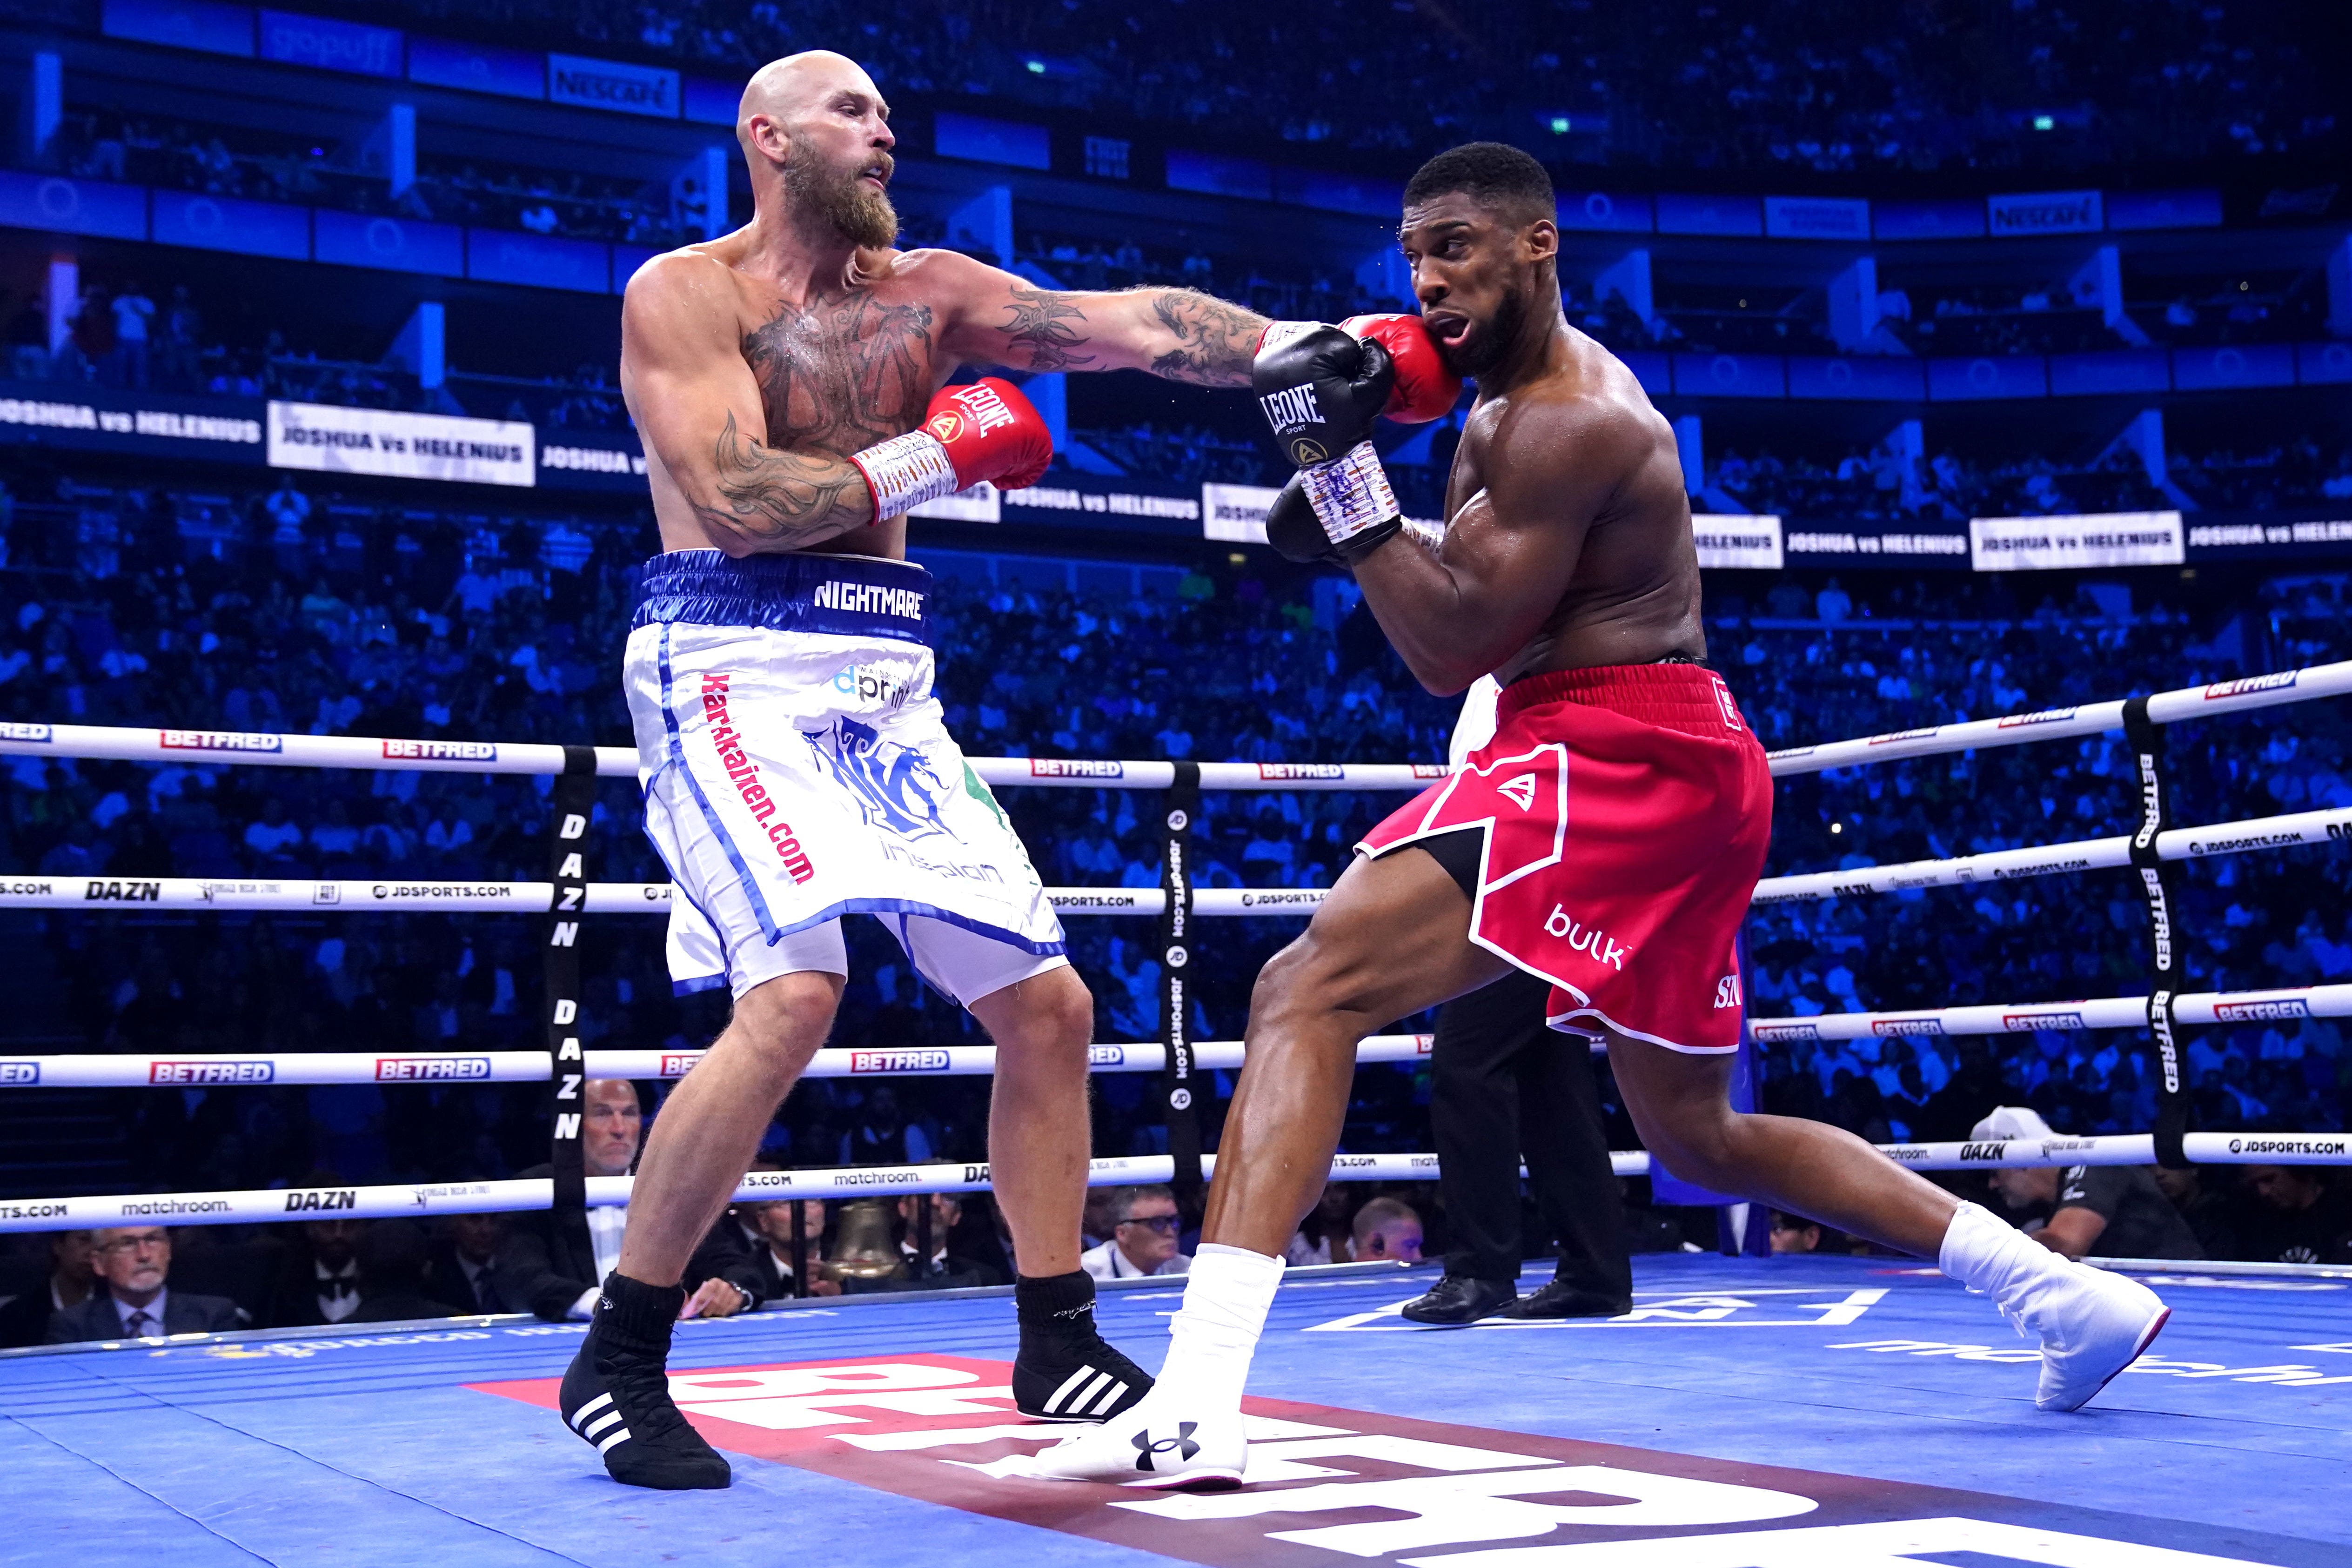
999, 283, 1098, 372
692, 410, 869, 548
1146, 290, 1266, 386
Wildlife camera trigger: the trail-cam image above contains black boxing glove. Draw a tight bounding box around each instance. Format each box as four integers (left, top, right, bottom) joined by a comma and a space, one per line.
1254, 323, 1395, 469
1264, 470, 1399, 569
1253, 323, 1403, 562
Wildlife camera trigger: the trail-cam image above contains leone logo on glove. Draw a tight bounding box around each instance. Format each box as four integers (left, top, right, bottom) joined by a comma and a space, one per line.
928, 383, 1019, 446
1259, 383, 1324, 436
1130, 1422, 1201, 1471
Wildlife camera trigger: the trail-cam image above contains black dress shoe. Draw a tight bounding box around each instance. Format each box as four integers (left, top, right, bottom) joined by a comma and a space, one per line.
1494, 1278, 1633, 1319
1400, 1274, 1518, 1325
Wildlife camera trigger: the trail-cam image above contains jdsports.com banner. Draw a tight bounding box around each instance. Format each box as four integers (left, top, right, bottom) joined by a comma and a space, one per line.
267, 401, 536, 487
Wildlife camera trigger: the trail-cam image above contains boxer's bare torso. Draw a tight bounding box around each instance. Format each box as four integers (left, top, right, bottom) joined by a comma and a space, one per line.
1443, 325, 1704, 684
622, 235, 1264, 565
1355, 192, 1705, 694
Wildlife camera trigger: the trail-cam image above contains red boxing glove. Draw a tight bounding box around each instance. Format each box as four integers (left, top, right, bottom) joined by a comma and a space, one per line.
1341, 313, 1462, 424
850, 376, 1054, 520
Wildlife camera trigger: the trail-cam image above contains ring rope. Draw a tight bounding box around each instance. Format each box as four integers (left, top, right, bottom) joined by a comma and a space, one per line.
10, 1128, 2350, 1237
4, 799, 2342, 917
6, 978, 2346, 1094
0, 1034, 1435, 1089
1, 657, 2345, 784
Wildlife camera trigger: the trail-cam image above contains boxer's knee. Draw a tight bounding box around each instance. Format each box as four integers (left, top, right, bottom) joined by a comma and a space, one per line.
1251, 929, 1376, 1034
1644, 1102, 1750, 1193
728, 970, 844, 1069
973, 962, 1094, 1063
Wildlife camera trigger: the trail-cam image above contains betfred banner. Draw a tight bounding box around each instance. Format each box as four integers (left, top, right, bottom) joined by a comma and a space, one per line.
1693, 512, 1784, 570
268, 402, 535, 487
1970, 511, 2184, 571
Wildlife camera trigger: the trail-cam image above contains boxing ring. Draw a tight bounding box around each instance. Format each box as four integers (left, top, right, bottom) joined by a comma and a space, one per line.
4, 658, 2352, 1567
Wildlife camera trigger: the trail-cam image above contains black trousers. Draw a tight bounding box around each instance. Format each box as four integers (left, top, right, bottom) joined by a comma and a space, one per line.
1430, 966, 1631, 1295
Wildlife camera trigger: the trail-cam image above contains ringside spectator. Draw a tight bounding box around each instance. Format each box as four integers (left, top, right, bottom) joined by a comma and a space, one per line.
1350, 1197, 1424, 1264
47, 1226, 242, 1342
496, 1078, 764, 1320
1080, 1185, 1189, 1280
0, 1230, 99, 1347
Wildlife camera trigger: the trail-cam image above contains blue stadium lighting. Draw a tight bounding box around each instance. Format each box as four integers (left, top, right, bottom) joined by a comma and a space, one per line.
1549, 115, 1572, 134
1027, 59, 1046, 73
2033, 114, 2056, 130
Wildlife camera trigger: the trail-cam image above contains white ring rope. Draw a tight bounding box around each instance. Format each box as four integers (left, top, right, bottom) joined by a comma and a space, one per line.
0, 657, 2345, 784
5, 980, 2346, 1093
10, 1129, 2349, 1234
0, 1035, 1434, 1089
3, 800, 2341, 917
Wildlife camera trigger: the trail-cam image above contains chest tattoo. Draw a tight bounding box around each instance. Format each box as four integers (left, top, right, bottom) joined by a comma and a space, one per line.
741, 289, 936, 455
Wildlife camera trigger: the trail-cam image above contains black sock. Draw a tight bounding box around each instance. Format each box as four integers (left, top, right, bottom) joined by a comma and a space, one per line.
596, 1271, 685, 1354
1015, 1269, 1097, 1331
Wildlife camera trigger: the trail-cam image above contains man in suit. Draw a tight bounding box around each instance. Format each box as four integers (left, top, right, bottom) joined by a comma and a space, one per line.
499, 1078, 766, 1321
348, 1221, 467, 1322
426, 1212, 510, 1315
0, 1229, 99, 1348
47, 1226, 243, 1342
725, 1197, 838, 1303
1400, 679, 1633, 1325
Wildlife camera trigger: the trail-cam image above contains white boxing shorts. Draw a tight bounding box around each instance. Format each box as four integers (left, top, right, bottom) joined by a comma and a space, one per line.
623, 549, 1067, 1006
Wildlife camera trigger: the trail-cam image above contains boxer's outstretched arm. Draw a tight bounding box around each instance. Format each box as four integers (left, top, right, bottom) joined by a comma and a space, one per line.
1352, 395, 1629, 694
927, 252, 1268, 386
620, 252, 875, 555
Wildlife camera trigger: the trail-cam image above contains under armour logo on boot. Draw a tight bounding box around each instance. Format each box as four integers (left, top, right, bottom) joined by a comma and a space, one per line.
1130, 1422, 1201, 1472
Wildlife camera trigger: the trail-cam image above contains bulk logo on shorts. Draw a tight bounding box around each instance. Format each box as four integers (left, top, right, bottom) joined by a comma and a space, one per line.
701, 673, 816, 884
1542, 906, 1627, 970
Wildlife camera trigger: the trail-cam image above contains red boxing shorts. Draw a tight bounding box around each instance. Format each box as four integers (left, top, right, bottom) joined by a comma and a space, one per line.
1357, 662, 1772, 1054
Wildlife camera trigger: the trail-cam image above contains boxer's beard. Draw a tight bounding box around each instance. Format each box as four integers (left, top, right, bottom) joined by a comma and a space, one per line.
786, 150, 898, 250
1438, 287, 1527, 380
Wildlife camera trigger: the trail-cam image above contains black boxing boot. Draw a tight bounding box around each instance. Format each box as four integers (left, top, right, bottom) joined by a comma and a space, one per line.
558, 1272, 730, 1489
1012, 1270, 1156, 1422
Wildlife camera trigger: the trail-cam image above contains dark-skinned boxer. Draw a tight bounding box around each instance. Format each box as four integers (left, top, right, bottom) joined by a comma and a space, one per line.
1032, 142, 2166, 1487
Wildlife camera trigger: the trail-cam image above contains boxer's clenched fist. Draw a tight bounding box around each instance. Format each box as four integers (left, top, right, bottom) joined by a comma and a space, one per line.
1253, 324, 1394, 470
1254, 324, 1403, 562
851, 376, 1054, 520
1262, 472, 1340, 567
1341, 313, 1462, 425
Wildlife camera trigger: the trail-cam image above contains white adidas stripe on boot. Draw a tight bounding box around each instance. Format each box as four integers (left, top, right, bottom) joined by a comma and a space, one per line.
1038, 1363, 1135, 1421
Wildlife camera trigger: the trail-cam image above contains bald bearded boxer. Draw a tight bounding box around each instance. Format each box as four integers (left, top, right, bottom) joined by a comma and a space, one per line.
557, 50, 1294, 1490
1035, 142, 2169, 1487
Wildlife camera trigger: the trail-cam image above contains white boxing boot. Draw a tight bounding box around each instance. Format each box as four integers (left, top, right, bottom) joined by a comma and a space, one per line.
1022, 1243, 1281, 1488
1023, 1388, 1248, 1487
1939, 1199, 2170, 1412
